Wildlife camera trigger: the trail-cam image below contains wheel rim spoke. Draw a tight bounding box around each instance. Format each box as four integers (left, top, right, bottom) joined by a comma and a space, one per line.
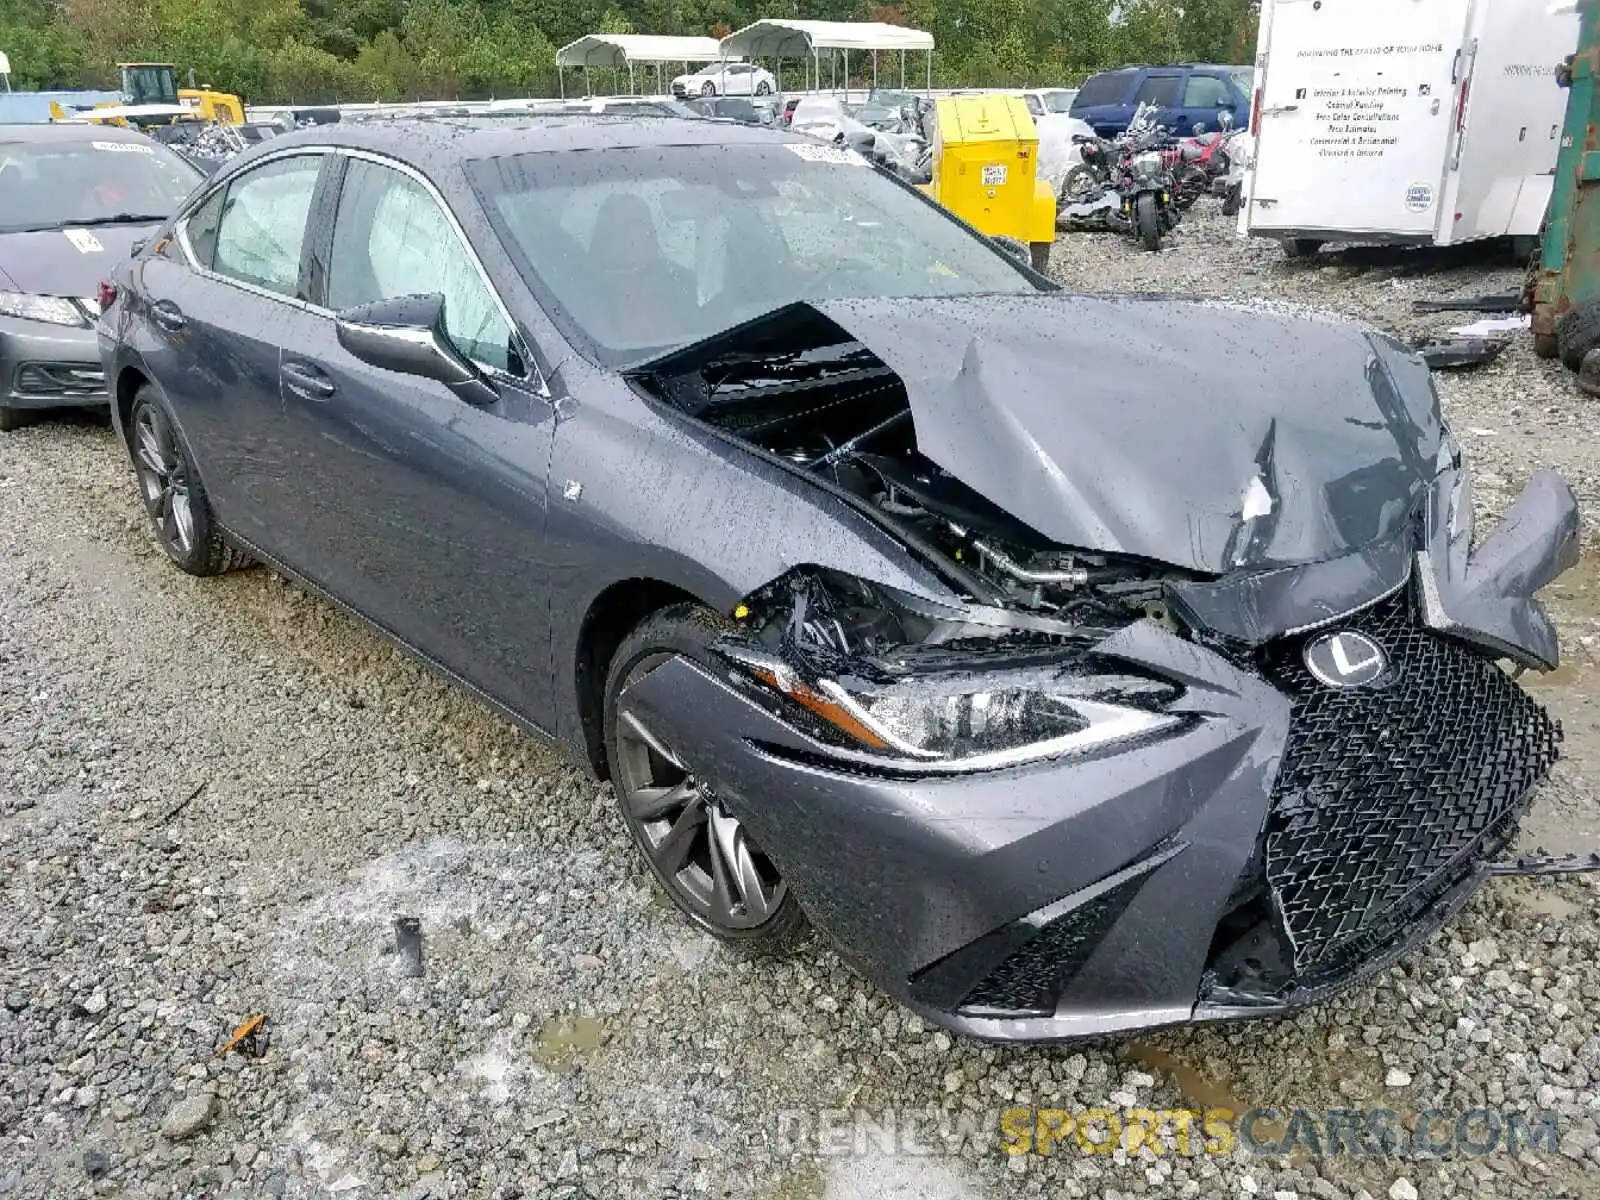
629, 778, 695, 821
619, 709, 682, 769
703, 814, 738, 920
136, 426, 165, 478
651, 796, 706, 877
170, 489, 195, 551
709, 804, 771, 921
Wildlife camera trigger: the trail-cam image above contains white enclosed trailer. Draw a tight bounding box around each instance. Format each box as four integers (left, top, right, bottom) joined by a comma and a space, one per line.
1239, 0, 1579, 253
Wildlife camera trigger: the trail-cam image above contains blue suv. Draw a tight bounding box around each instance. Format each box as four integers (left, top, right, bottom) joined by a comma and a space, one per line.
1070, 64, 1255, 136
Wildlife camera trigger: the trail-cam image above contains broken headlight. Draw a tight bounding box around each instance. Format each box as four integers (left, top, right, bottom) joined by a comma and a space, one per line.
725, 649, 1182, 771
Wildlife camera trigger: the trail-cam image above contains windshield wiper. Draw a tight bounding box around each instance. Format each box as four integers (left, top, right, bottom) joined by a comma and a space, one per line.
5, 213, 169, 234
62, 213, 170, 227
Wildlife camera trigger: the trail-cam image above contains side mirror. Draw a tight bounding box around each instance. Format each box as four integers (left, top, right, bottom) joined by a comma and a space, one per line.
989, 234, 1031, 265
846, 130, 877, 155
335, 293, 497, 406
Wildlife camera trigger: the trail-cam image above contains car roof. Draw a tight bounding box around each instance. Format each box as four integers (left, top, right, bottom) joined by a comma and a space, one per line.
256, 113, 810, 164
0, 122, 154, 145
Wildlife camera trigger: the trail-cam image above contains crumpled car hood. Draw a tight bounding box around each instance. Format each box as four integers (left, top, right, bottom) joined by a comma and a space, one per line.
810, 293, 1445, 575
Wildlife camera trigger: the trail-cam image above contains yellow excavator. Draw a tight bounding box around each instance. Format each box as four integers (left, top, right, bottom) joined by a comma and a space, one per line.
49, 63, 243, 128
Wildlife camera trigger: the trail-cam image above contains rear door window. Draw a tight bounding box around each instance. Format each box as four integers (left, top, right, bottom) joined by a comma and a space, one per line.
1133, 74, 1182, 108
1072, 71, 1132, 108
212, 155, 322, 297
1183, 74, 1232, 108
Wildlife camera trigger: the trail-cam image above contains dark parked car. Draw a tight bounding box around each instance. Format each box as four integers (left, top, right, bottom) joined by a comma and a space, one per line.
1071, 63, 1254, 136
683, 95, 776, 126
99, 115, 1581, 1042
0, 122, 202, 430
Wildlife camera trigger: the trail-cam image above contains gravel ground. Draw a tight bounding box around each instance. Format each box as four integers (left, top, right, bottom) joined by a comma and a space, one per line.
1, 207, 1598, 1200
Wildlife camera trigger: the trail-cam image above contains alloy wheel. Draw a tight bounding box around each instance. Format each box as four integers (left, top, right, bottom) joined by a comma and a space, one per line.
612, 688, 787, 932
132, 403, 196, 556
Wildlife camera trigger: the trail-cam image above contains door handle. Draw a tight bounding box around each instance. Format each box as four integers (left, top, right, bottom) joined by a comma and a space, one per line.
281, 360, 336, 400
150, 300, 186, 331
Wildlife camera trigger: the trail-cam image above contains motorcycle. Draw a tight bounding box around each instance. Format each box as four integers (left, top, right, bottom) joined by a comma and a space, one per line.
1118, 138, 1178, 251
1056, 103, 1177, 248
1166, 110, 1236, 211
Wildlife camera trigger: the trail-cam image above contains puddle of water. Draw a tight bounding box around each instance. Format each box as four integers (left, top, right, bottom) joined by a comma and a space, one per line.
1125, 1043, 1248, 1115
532, 1014, 606, 1071
1510, 887, 1581, 921
763, 1165, 824, 1200
1547, 551, 1600, 622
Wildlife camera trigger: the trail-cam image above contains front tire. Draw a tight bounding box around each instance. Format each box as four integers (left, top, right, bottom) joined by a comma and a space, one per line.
128, 384, 250, 577
1058, 164, 1102, 204
701, 81, 717, 96
603, 604, 805, 953
1029, 242, 1052, 273
1134, 192, 1162, 251
1283, 238, 1324, 260
0, 406, 30, 432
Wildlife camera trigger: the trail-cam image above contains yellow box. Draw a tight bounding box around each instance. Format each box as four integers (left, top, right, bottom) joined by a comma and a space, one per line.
921, 94, 1055, 267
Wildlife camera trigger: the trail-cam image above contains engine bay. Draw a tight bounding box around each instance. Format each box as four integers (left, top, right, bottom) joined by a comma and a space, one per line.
631, 303, 1187, 660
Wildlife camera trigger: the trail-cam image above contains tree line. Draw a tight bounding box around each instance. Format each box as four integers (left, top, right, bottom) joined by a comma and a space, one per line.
0, 0, 1259, 104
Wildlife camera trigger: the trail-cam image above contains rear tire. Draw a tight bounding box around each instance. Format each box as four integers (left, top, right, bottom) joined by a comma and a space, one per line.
603, 603, 806, 955
128, 384, 251, 577
1221, 181, 1243, 218
1029, 242, 1052, 273
1134, 192, 1162, 251
1557, 298, 1600, 371
755, 80, 772, 96
1283, 238, 1324, 260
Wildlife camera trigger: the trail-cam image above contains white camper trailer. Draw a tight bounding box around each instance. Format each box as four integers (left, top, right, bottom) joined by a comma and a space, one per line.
1239, 0, 1579, 255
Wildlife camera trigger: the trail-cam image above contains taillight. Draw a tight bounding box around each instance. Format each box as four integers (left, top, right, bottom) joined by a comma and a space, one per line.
1250, 86, 1262, 132
1455, 77, 1471, 131
97, 280, 118, 310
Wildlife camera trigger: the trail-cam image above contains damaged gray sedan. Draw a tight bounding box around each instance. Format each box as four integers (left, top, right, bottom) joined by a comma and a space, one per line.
98, 114, 1582, 1042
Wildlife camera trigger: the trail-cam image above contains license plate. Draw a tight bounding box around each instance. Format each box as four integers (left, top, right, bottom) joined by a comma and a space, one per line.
982, 164, 1007, 186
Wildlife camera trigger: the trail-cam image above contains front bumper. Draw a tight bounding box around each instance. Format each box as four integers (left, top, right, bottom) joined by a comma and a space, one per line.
0, 315, 107, 411
616, 471, 1581, 1042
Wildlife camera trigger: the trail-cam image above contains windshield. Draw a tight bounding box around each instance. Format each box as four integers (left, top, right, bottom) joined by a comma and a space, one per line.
470, 143, 1039, 367
1230, 69, 1255, 98
0, 138, 201, 234
1041, 90, 1077, 113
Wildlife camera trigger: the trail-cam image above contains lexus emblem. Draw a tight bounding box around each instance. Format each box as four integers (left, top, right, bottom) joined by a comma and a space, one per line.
1303, 631, 1388, 689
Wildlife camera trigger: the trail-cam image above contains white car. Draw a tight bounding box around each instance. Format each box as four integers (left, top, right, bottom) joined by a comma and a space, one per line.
1016, 87, 1079, 118
670, 62, 777, 98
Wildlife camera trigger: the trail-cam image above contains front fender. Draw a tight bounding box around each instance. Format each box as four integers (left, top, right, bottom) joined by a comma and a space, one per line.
544, 375, 962, 749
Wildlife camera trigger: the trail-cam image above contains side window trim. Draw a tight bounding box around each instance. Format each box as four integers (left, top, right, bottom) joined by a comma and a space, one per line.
301, 154, 349, 309
318, 148, 540, 387
174, 148, 331, 310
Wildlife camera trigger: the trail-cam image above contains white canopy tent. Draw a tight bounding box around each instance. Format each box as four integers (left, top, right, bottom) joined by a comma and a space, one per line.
718, 20, 936, 94
554, 34, 730, 98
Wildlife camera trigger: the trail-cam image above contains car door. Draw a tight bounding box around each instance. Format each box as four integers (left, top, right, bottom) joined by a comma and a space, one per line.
1179, 71, 1237, 134
275, 152, 560, 725
135, 151, 330, 546
1130, 71, 1185, 133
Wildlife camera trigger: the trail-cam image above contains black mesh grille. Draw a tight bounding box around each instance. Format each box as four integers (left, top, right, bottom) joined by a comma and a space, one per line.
14, 363, 105, 396
1257, 595, 1559, 982
959, 874, 1147, 1016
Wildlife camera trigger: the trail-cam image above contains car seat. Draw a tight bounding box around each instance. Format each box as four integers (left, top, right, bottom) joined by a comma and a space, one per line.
587, 192, 695, 347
